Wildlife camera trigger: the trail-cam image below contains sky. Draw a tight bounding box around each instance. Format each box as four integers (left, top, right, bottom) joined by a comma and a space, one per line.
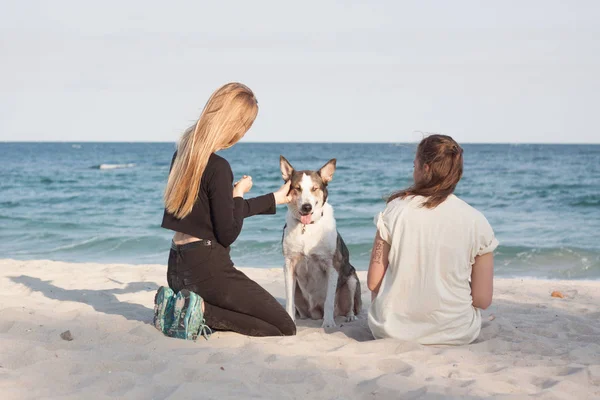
1, 1, 599, 143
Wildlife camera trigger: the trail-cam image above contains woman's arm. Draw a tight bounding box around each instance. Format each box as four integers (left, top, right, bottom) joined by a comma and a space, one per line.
367, 232, 391, 297
233, 179, 291, 218
209, 167, 291, 248
470, 253, 494, 309
238, 193, 276, 217
208, 165, 246, 248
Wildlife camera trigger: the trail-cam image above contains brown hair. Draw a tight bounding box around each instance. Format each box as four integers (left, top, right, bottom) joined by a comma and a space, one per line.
164, 82, 258, 218
388, 134, 463, 208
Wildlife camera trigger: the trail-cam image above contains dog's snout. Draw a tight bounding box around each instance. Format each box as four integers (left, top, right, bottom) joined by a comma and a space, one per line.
301, 203, 313, 214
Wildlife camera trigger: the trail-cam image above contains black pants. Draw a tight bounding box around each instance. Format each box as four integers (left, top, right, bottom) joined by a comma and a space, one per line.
167, 240, 296, 337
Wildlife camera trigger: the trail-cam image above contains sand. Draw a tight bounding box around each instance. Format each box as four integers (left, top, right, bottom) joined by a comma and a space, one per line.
0, 258, 599, 399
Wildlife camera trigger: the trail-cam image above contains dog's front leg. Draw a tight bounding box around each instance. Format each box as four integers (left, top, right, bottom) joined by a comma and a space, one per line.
284, 257, 298, 322
345, 276, 358, 322
322, 264, 339, 328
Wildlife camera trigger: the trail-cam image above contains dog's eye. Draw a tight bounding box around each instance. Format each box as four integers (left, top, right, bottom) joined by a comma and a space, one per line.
311, 186, 318, 192
294, 186, 301, 192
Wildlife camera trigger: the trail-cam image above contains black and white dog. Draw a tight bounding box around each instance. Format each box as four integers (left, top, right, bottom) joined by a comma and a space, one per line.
280, 156, 362, 328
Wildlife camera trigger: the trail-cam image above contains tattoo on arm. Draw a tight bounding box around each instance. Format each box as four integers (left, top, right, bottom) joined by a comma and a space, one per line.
373, 240, 384, 263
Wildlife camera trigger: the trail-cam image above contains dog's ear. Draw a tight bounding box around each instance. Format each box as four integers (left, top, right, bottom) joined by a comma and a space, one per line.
280, 156, 294, 182
319, 159, 336, 184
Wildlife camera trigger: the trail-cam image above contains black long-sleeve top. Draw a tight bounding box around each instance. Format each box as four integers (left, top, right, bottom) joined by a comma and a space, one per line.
161, 152, 276, 248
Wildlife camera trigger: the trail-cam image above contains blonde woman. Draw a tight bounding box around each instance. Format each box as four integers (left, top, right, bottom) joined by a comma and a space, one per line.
368, 135, 498, 345
155, 83, 295, 339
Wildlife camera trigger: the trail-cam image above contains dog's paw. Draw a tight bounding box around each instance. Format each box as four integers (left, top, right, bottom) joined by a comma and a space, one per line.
322, 319, 337, 329
345, 314, 357, 322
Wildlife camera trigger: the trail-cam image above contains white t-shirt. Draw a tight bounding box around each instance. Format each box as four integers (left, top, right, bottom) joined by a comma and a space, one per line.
368, 194, 499, 345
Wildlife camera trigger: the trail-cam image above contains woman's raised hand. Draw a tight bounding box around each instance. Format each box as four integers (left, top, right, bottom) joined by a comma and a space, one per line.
274, 180, 292, 205
233, 175, 253, 198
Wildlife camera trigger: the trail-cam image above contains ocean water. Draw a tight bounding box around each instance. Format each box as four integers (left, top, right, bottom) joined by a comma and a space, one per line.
1, 142, 599, 280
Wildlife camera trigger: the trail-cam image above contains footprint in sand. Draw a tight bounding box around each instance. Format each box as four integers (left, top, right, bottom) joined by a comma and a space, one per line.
484, 364, 507, 374
0, 320, 15, 334
376, 359, 414, 376
206, 351, 237, 364
105, 376, 137, 397
264, 354, 277, 363
569, 321, 597, 335
258, 368, 326, 390
531, 377, 560, 390
182, 367, 203, 382
359, 375, 427, 399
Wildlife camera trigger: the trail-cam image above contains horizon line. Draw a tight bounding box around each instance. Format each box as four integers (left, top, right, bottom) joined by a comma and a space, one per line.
2, 140, 600, 145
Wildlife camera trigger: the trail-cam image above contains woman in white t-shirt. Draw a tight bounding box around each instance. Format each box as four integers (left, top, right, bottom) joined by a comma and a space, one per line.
367, 135, 498, 345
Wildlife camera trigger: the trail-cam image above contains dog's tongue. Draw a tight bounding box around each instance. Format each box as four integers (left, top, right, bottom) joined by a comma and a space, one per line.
301, 215, 312, 225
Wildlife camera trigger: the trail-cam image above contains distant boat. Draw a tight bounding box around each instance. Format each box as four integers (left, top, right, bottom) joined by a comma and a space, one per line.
95, 163, 136, 170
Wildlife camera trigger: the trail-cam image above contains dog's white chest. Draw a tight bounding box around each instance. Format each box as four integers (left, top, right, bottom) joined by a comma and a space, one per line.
283, 220, 337, 257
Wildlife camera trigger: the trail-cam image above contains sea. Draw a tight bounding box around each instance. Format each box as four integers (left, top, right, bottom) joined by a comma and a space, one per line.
1, 142, 599, 280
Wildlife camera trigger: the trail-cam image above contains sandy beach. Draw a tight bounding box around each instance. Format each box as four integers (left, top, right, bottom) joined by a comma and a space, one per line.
1, 258, 598, 399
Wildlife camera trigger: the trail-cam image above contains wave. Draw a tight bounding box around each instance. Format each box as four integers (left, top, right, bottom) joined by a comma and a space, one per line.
570, 196, 600, 208
93, 163, 136, 170
0, 201, 20, 209
10, 236, 103, 256
9, 235, 169, 259
492, 245, 600, 279
5, 228, 600, 279
39, 177, 78, 184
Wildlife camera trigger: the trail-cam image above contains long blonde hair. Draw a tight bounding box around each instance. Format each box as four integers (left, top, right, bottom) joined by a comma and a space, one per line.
164, 82, 258, 218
